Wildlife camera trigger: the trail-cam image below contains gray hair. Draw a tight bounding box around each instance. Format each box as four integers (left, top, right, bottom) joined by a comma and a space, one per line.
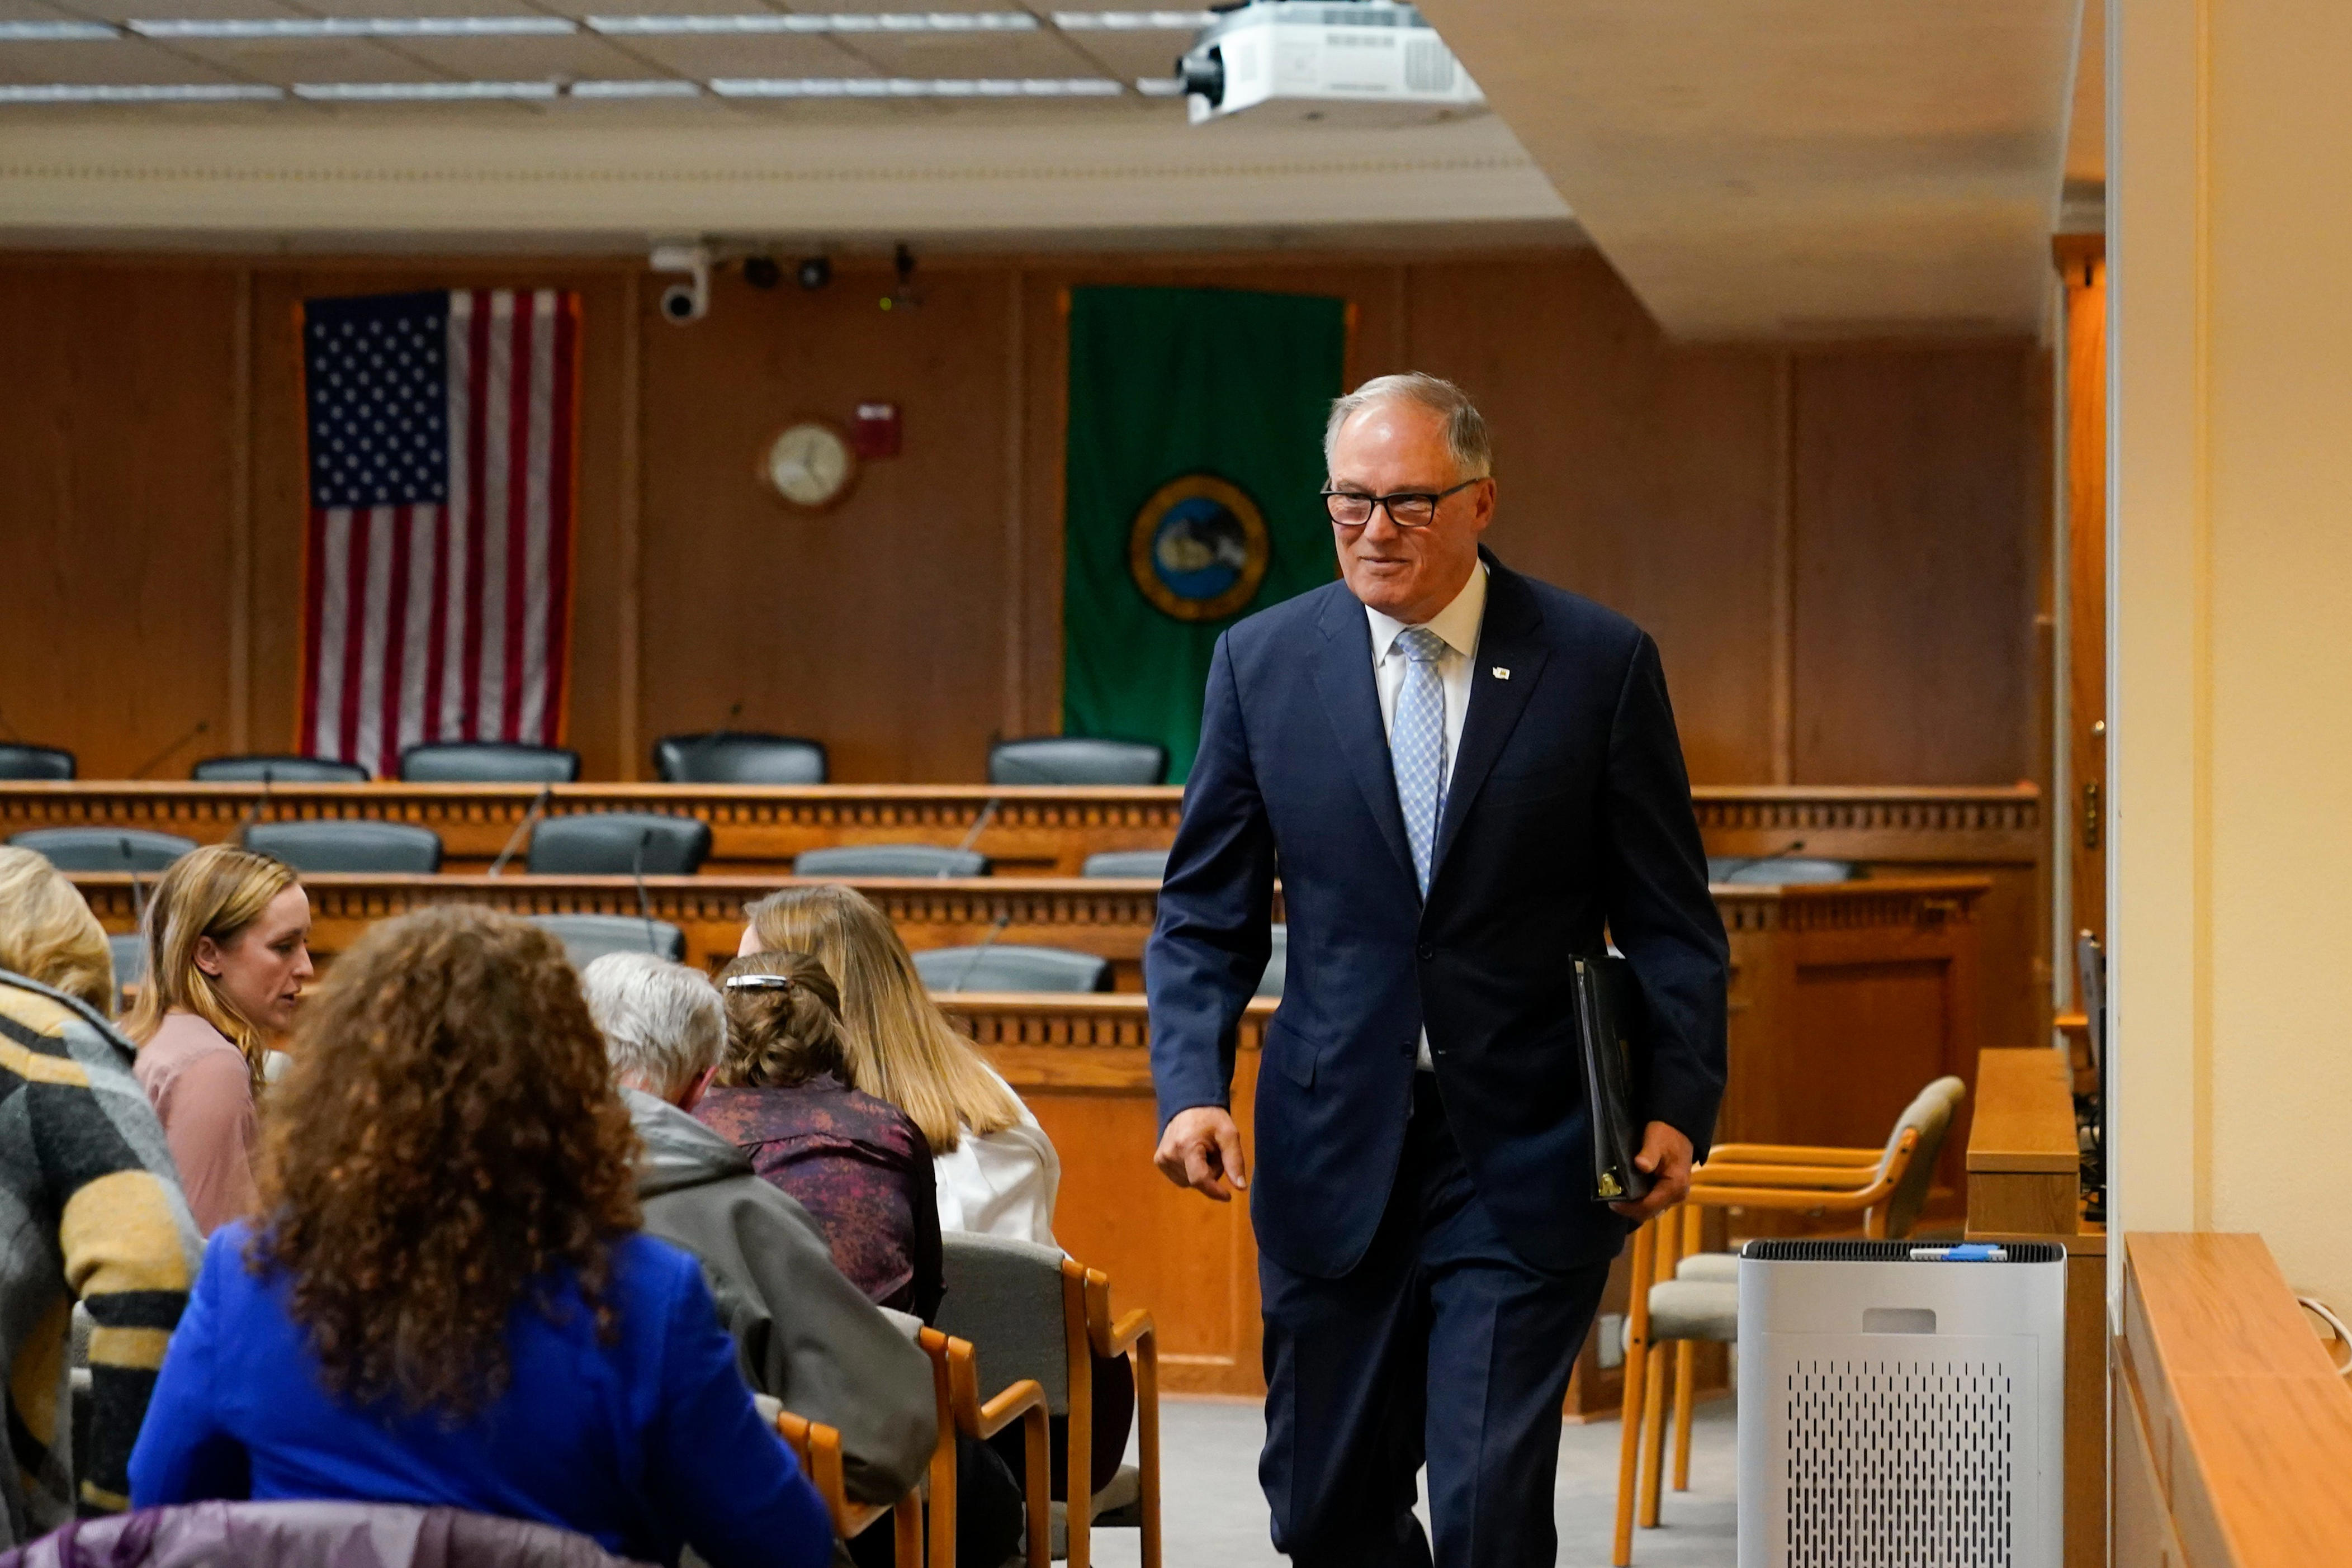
1324, 372, 1492, 479
581, 950, 725, 1098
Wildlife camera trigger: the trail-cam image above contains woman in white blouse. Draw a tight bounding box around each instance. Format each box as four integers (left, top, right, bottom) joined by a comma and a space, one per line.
737, 884, 1059, 1247
739, 883, 1135, 1504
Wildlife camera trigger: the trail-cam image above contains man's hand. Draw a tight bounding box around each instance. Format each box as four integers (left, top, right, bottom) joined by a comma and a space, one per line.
1608, 1120, 1695, 1221
1154, 1106, 1250, 1202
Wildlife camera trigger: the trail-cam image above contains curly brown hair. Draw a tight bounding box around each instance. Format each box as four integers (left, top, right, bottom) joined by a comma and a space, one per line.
715, 949, 849, 1089
250, 905, 642, 1418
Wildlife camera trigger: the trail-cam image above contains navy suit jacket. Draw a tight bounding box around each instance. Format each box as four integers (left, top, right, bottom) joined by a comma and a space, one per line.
1146, 549, 1729, 1279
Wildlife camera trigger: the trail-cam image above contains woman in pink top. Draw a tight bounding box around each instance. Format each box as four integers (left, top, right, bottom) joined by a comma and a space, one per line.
124, 844, 313, 1234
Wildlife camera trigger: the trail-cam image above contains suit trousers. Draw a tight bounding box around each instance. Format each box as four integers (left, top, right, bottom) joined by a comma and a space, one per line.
1258, 1074, 1613, 1568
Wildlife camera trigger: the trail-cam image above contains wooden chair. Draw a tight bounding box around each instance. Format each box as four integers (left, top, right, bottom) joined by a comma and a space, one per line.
773, 1408, 925, 1564
915, 1324, 1053, 1568
935, 1236, 1162, 1568
1610, 1075, 1967, 1565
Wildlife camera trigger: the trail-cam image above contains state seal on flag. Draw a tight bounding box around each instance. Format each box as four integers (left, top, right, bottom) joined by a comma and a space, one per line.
1128, 473, 1271, 623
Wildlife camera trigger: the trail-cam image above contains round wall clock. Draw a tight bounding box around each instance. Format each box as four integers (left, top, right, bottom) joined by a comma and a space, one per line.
761, 420, 858, 510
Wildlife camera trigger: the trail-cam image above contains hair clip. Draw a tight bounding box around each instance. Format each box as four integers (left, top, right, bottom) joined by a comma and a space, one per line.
724, 973, 794, 993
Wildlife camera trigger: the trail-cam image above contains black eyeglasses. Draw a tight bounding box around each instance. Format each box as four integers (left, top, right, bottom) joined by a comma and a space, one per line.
1321, 477, 1484, 529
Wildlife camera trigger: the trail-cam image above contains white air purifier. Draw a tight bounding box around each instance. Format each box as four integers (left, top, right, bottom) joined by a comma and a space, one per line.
1737, 1239, 2066, 1568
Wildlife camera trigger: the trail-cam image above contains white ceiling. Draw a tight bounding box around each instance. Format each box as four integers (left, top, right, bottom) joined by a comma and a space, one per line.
0, 3, 1584, 248
1412, 0, 2090, 338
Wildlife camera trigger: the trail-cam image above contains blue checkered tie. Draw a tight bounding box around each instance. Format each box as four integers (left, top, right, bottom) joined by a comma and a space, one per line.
1390, 626, 1449, 896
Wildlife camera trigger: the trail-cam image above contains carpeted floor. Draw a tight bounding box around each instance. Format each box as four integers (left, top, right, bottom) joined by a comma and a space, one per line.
1083, 1394, 1736, 1567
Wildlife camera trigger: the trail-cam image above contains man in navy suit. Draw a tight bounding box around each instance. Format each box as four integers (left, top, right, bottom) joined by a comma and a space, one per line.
1147, 374, 1728, 1566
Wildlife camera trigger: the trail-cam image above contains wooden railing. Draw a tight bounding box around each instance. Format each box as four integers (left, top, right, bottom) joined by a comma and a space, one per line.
2117, 1233, 2352, 1566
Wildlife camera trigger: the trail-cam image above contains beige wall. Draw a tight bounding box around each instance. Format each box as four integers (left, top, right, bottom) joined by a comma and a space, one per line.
2110, 0, 2352, 1313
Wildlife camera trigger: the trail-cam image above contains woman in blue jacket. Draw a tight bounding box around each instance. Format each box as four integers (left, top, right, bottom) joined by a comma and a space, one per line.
129, 905, 834, 1568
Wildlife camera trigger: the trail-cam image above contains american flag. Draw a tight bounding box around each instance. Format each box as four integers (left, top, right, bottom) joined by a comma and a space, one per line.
297, 288, 580, 779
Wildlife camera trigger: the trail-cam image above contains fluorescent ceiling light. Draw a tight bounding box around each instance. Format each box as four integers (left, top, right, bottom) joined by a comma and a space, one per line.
0, 81, 282, 101
587, 12, 1035, 34
1052, 11, 1213, 28
132, 16, 575, 39
0, 20, 119, 40
292, 79, 560, 99
567, 78, 702, 97
708, 75, 1121, 97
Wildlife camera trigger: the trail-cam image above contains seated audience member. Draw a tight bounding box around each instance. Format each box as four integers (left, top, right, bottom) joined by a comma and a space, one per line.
121, 845, 313, 1234
739, 885, 1061, 1246
0, 849, 201, 1545
740, 887, 1130, 1506
578, 950, 935, 1506
702, 950, 943, 1321
127, 907, 833, 1568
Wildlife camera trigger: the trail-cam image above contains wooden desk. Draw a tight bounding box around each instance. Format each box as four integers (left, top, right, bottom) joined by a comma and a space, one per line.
2117, 1234, 2352, 1567
70, 872, 1170, 989
1967, 1046, 2104, 1568
943, 994, 1275, 1398
13, 778, 2042, 1051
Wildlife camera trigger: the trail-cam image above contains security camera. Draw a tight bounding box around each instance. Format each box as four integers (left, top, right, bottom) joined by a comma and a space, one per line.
797, 256, 831, 291
650, 243, 710, 325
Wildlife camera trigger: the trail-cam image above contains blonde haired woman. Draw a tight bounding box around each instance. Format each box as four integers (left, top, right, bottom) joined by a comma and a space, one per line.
124, 843, 313, 1234
0, 843, 117, 1014
739, 884, 1058, 1246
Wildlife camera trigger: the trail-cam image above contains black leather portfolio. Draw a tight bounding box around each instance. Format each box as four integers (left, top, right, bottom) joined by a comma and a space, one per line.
1572, 953, 1653, 1205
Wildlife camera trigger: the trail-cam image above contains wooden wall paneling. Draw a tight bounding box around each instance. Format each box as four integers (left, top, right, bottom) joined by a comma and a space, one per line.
638, 261, 1016, 783
1790, 345, 2041, 785
1403, 253, 1785, 784
229, 267, 255, 755
2057, 239, 2109, 982
617, 271, 644, 781
243, 262, 634, 776
0, 260, 243, 779
1001, 269, 1027, 740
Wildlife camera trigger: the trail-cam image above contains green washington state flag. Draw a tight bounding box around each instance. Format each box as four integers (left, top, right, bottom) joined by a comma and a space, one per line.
1063, 286, 1348, 781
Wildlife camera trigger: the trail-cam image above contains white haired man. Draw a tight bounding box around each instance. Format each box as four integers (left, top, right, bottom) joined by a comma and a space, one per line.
580, 951, 934, 1508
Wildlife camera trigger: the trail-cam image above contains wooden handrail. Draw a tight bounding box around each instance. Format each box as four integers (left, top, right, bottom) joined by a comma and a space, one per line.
1690, 1126, 1918, 1229
1703, 1142, 1883, 1166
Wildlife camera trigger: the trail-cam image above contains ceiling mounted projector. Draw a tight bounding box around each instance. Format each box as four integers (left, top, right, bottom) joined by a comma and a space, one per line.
1176, 2, 1485, 127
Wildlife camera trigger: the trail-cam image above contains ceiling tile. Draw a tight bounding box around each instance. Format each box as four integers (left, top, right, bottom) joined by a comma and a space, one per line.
0, 35, 251, 81
835, 28, 1108, 78
153, 34, 453, 81
50, 0, 308, 18
598, 30, 862, 77
1049, 26, 1190, 82
385, 32, 661, 78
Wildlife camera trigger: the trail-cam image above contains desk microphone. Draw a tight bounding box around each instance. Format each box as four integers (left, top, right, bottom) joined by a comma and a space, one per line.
229, 774, 273, 849
117, 837, 150, 933
1712, 838, 1807, 882
130, 719, 211, 781
487, 785, 553, 877
631, 827, 659, 953
945, 912, 1015, 993
951, 798, 1001, 875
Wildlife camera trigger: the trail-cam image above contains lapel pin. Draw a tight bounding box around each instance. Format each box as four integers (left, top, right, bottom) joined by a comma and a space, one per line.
1492, 666, 1511, 680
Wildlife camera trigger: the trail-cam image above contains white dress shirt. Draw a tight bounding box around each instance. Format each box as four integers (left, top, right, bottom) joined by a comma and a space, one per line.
1364, 563, 1488, 1069
932, 1062, 1062, 1249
